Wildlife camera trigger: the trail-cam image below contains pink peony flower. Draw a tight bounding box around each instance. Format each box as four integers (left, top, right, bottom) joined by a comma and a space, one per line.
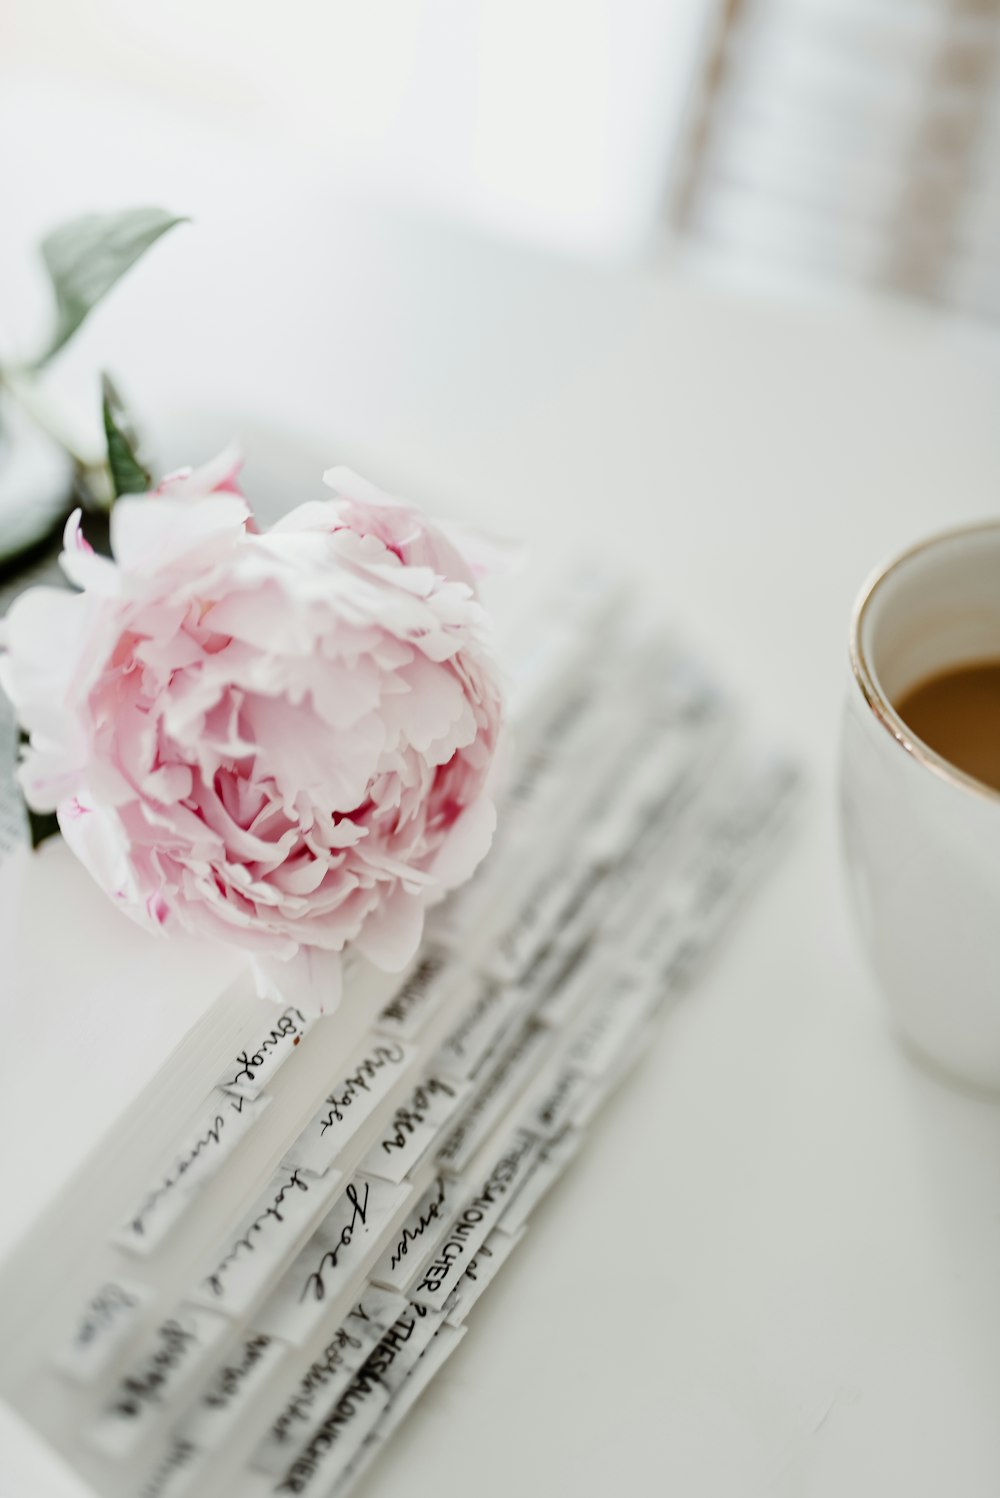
0, 454, 504, 1011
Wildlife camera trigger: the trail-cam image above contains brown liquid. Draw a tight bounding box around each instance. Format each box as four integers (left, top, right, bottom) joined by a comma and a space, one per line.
895, 660, 1000, 793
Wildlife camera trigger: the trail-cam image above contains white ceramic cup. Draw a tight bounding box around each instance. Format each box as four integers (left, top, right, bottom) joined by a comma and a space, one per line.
840, 521, 1000, 1090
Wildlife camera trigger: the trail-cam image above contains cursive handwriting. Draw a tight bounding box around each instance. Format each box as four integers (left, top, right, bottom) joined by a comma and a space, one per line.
438, 1024, 542, 1165
438, 977, 502, 1062
142, 1438, 200, 1498
111, 1321, 196, 1419
319, 1046, 406, 1134
128, 1095, 250, 1237
222, 1008, 307, 1088
299, 1182, 370, 1303
203, 1334, 272, 1410
380, 1078, 456, 1155
388, 1178, 447, 1271
74, 1282, 140, 1347
276, 1371, 385, 1495
265, 1327, 365, 1447
204, 1169, 310, 1297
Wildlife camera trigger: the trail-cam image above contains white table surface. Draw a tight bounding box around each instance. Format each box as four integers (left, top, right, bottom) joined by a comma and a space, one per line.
3, 75, 1000, 1498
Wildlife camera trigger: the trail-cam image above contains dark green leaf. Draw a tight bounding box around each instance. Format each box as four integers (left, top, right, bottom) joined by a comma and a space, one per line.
36, 207, 187, 363
27, 806, 61, 850
102, 374, 151, 498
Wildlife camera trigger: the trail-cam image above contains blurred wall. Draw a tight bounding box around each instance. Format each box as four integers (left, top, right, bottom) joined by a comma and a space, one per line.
4, 0, 716, 258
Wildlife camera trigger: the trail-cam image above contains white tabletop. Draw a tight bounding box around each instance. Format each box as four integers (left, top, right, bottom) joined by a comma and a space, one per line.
3, 76, 1000, 1498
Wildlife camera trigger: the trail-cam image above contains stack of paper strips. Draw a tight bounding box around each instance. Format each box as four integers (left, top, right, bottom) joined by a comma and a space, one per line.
0, 577, 799, 1498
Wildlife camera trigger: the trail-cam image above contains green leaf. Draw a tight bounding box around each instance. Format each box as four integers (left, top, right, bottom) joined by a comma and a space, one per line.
27, 806, 61, 850
101, 374, 151, 498
36, 207, 187, 363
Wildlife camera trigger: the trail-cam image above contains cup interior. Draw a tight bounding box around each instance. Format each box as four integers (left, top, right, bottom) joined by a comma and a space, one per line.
852, 521, 1000, 793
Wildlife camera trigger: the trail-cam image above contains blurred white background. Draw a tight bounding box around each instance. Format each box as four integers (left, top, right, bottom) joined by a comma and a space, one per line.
7, 0, 1000, 310
5, 7, 1000, 1498
4, 0, 710, 258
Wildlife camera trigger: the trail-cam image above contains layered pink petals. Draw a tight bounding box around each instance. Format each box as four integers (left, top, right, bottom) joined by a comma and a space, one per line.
1, 455, 503, 1011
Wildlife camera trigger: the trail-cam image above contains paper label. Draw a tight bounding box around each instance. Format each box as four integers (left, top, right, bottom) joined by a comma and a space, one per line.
488, 862, 567, 982
565, 972, 651, 1078
512, 890, 604, 1016
572, 1025, 652, 1129
374, 946, 456, 1040
273, 1367, 391, 1496
138, 1437, 207, 1498
536, 941, 603, 1028
91, 1304, 228, 1456
584, 724, 704, 867
217, 1006, 312, 1099
497, 1127, 583, 1237
444, 1228, 526, 1326
436, 1023, 550, 1175
411, 1131, 539, 1310
334, 1323, 471, 1494
431, 973, 522, 1081
52, 1278, 152, 1384
369, 1176, 460, 1294
360, 1076, 470, 1185
287, 1042, 418, 1177
178, 1331, 285, 1450
370, 1322, 468, 1439
251, 1289, 406, 1475
117, 1092, 271, 1254
257, 1176, 409, 1346
192, 1164, 344, 1316
362, 1302, 444, 1396
519, 1059, 590, 1140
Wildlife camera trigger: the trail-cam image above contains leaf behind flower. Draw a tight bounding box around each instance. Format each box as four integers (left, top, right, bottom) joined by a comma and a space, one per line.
37, 207, 187, 364
102, 374, 152, 498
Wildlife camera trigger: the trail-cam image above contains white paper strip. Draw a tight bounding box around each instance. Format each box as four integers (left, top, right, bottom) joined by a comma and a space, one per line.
410, 1131, 539, 1311
363, 1302, 445, 1396
497, 1128, 583, 1238
368, 1177, 462, 1295
564, 972, 651, 1078
191, 1165, 344, 1317
251, 1288, 406, 1476
138, 1437, 207, 1498
272, 1365, 392, 1496
373, 947, 457, 1041
353, 1323, 468, 1468
431, 973, 522, 1081
443, 1227, 526, 1326
517, 1058, 591, 1140
52, 1279, 152, 1384
117, 1092, 271, 1254
329, 1324, 471, 1498
256, 1178, 409, 1346
572, 1025, 655, 1130
286, 1042, 419, 1177
343, 1286, 412, 1339
359, 1076, 471, 1185
536, 941, 604, 1028
436, 1023, 550, 1176
178, 1331, 285, 1451
91, 1304, 228, 1457
217, 1007, 313, 1100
